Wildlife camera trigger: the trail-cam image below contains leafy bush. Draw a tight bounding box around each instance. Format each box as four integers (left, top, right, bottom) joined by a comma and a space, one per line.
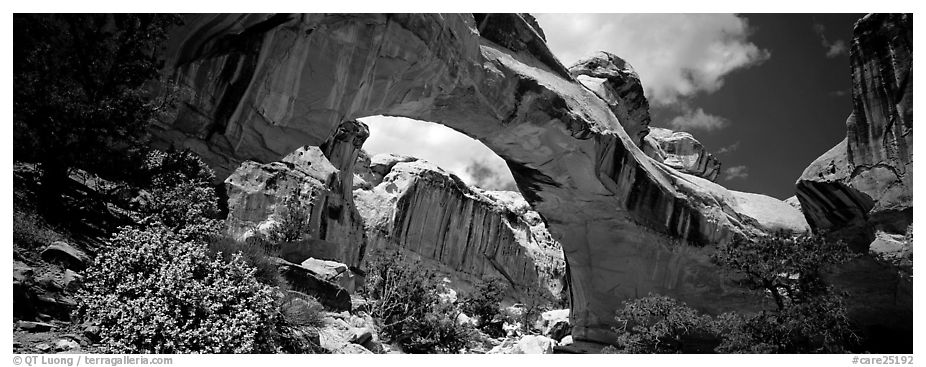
76, 226, 282, 353
143, 149, 215, 189
266, 195, 313, 244
610, 294, 715, 353
137, 149, 222, 240
207, 235, 283, 287
362, 249, 476, 353
461, 278, 507, 336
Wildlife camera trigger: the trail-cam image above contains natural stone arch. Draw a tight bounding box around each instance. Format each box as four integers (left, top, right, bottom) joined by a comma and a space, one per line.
156, 13, 800, 348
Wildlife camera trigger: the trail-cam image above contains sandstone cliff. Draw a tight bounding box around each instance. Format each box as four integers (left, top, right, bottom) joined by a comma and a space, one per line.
353, 153, 566, 300
797, 14, 912, 250
157, 13, 824, 347
794, 14, 912, 350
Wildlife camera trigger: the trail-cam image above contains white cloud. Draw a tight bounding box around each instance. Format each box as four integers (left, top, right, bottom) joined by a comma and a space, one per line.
359, 116, 517, 191
813, 22, 848, 58
723, 165, 749, 181
668, 105, 729, 132
535, 13, 770, 106
716, 141, 740, 155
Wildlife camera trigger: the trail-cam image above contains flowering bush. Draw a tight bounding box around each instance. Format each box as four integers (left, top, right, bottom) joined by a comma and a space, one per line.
76, 226, 281, 353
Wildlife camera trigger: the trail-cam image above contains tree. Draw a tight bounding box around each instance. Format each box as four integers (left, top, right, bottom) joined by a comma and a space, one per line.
14, 14, 182, 209
711, 233, 859, 353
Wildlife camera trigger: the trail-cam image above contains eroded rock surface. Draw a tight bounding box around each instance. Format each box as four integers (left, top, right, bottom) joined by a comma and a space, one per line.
159, 13, 847, 347
643, 127, 722, 181
353, 153, 566, 300
224, 121, 369, 268
795, 14, 912, 351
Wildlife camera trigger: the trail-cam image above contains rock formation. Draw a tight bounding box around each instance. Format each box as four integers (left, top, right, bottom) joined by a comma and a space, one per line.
157, 13, 833, 347
642, 127, 722, 181
797, 14, 912, 249
794, 14, 912, 351
224, 120, 369, 268
353, 153, 566, 300
568, 52, 651, 147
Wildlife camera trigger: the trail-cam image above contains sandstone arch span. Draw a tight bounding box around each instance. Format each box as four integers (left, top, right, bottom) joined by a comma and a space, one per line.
155, 13, 808, 347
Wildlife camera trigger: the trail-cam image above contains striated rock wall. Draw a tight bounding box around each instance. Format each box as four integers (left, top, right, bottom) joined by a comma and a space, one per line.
353, 154, 566, 300
794, 14, 912, 351
797, 13, 912, 244
158, 13, 822, 347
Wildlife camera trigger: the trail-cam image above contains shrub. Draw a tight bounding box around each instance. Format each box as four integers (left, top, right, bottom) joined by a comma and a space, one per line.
207, 235, 282, 287
13, 209, 63, 249
76, 226, 282, 353
362, 249, 476, 353
611, 294, 715, 353
137, 150, 222, 240
279, 291, 326, 328
266, 195, 313, 244
461, 277, 507, 336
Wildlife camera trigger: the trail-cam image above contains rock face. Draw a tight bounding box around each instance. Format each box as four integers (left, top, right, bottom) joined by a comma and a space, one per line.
797, 14, 912, 247
569, 52, 651, 147
643, 127, 722, 181
794, 14, 912, 351
353, 153, 566, 300
224, 120, 368, 268
159, 13, 829, 347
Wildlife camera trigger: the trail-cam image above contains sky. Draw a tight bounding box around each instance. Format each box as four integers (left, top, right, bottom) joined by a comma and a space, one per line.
361, 14, 865, 200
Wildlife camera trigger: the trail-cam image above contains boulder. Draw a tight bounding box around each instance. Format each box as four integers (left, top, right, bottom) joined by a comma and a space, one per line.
336, 343, 373, 354
40, 242, 89, 271
17, 321, 55, 332
301, 258, 357, 293
273, 258, 352, 312
54, 339, 80, 352
643, 127, 722, 181
569, 51, 651, 146
224, 123, 369, 268
489, 335, 555, 354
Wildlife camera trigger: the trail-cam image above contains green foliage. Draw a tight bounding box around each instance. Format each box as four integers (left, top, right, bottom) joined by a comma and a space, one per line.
611, 294, 715, 353
712, 233, 854, 310
608, 234, 860, 353
143, 149, 216, 189
361, 249, 476, 353
266, 196, 313, 244
279, 291, 326, 329
711, 233, 859, 353
14, 14, 182, 192
207, 235, 283, 287
461, 277, 507, 336
137, 150, 222, 240
76, 226, 282, 353
13, 208, 64, 249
